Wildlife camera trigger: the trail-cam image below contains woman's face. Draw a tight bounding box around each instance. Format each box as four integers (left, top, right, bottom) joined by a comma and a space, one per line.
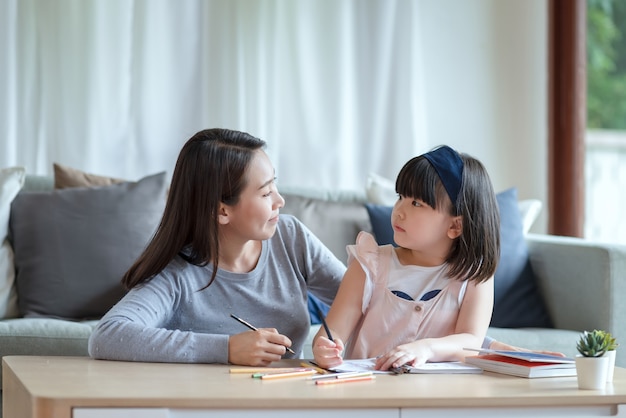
220, 150, 285, 242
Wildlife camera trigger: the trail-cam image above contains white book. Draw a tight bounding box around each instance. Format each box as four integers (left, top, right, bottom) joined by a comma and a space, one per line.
330, 358, 482, 375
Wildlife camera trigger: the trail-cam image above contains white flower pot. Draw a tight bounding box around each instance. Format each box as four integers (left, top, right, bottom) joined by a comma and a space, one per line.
605, 350, 617, 382
576, 356, 609, 390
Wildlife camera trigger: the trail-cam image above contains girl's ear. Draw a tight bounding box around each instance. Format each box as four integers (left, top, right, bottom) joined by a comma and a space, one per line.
218, 203, 230, 225
448, 216, 463, 239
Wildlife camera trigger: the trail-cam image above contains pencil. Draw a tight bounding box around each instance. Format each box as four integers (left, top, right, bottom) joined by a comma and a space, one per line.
252, 368, 312, 378
230, 313, 296, 355
310, 371, 373, 381
315, 375, 376, 385
230, 367, 306, 374
300, 361, 330, 375
259, 370, 317, 380
314, 305, 334, 342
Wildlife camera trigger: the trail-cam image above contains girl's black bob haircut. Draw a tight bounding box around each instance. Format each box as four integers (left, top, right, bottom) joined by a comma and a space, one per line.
395, 149, 501, 283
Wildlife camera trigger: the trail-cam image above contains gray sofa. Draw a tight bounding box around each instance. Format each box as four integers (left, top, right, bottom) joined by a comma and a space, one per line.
2, 175, 626, 397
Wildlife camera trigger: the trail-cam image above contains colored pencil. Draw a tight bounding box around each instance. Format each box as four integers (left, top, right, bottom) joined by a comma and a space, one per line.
300, 361, 331, 375
259, 370, 317, 380
310, 371, 373, 381
229, 367, 307, 374
315, 375, 376, 385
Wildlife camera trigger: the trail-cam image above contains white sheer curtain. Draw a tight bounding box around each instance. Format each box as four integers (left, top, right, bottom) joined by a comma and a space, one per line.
0, 0, 428, 191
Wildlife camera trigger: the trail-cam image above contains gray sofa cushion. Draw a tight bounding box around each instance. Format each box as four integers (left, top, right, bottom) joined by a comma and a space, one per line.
280, 188, 371, 263
9, 172, 167, 319
0, 318, 98, 388
0, 318, 96, 353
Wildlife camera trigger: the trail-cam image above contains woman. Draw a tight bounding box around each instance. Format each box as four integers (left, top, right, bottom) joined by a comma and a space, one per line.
88, 128, 345, 366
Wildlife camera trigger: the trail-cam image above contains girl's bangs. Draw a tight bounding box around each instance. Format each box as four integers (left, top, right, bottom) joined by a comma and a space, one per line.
395, 157, 447, 210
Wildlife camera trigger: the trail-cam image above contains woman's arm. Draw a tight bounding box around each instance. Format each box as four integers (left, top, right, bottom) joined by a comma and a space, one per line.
88, 283, 232, 363
89, 271, 294, 366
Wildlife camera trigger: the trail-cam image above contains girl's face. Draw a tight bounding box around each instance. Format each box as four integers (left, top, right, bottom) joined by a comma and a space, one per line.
220, 150, 285, 242
391, 194, 461, 263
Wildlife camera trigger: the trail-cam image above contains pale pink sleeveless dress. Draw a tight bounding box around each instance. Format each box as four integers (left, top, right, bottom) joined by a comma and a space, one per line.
344, 232, 467, 359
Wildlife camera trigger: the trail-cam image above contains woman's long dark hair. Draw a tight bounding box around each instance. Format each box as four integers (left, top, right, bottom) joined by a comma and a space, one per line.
122, 128, 266, 290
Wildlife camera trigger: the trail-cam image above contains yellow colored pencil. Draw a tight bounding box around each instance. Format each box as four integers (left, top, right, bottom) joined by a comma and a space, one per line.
300, 361, 331, 375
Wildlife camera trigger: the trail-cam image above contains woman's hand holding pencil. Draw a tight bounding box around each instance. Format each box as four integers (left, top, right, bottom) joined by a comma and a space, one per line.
228, 314, 296, 366
230, 314, 295, 355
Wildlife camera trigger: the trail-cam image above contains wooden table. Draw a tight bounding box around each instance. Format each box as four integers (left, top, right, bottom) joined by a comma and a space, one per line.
3, 356, 626, 418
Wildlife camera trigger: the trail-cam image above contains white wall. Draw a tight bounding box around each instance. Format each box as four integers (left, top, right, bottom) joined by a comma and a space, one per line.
417, 0, 548, 232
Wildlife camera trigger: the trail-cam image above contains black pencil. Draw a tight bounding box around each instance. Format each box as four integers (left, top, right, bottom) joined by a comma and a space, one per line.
314, 305, 334, 342
230, 314, 296, 354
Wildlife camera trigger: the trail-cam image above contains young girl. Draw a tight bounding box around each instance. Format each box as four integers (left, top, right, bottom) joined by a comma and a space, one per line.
312, 145, 500, 371
88, 129, 345, 366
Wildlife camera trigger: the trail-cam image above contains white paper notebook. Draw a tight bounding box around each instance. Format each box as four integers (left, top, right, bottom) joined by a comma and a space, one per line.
330, 358, 482, 374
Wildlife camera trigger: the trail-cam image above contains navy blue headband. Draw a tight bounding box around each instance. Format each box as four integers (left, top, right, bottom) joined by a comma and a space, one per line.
423, 145, 464, 206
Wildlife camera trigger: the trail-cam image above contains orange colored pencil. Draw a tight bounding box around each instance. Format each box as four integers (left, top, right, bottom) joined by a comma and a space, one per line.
315, 375, 376, 385
260, 370, 317, 380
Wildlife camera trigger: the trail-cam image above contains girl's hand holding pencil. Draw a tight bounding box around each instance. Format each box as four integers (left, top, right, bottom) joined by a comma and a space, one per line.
311, 305, 346, 369
312, 335, 345, 369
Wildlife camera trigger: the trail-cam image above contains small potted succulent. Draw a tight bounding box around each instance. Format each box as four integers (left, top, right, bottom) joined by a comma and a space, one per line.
575, 329, 610, 389
597, 330, 619, 382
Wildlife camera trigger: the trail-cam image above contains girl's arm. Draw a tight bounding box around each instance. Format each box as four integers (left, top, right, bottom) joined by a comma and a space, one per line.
312, 259, 367, 368
375, 277, 494, 370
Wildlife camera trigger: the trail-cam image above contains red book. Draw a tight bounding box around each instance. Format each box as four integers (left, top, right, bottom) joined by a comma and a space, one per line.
465, 354, 577, 378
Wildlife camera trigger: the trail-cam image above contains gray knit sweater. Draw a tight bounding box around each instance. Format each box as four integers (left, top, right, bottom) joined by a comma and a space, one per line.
88, 215, 345, 364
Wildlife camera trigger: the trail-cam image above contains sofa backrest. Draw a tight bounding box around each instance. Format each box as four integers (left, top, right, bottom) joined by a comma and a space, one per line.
280, 188, 372, 264
19, 176, 373, 265
23, 174, 54, 192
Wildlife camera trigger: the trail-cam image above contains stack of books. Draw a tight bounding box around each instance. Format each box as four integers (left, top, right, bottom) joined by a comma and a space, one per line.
464, 348, 576, 378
